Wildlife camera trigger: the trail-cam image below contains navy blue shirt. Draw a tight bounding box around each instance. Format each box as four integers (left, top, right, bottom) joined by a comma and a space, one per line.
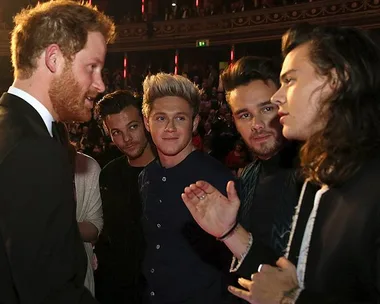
139, 150, 236, 304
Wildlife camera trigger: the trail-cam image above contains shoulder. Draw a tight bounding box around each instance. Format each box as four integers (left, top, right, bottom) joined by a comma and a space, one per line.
195, 150, 234, 178
0, 106, 27, 163
139, 158, 158, 178
189, 151, 235, 194
101, 155, 127, 176
5, 137, 67, 164
0, 138, 72, 187
0, 103, 51, 164
336, 158, 380, 200
75, 152, 101, 176
138, 159, 157, 182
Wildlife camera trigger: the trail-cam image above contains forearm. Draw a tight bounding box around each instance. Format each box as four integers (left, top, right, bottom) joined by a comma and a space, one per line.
78, 221, 99, 242
223, 224, 251, 259
222, 223, 279, 277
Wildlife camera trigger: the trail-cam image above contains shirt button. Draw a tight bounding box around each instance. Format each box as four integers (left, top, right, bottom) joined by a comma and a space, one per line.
162, 177, 166, 182
150, 268, 155, 273
157, 223, 161, 228
158, 199, 162, 203
150, 291, 155, 296
156, 244, 160, 249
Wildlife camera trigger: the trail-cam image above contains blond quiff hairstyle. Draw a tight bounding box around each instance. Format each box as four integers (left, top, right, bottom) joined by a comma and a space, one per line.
142, 73, 201, 118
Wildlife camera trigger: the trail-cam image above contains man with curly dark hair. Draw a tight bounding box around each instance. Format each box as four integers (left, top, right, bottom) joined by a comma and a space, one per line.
230, 23, 380, 303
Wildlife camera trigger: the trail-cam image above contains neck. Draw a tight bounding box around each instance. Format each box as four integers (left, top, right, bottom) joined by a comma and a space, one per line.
128, 143, 155, 167
13, 76, 57, 120
159, 141, 195, 168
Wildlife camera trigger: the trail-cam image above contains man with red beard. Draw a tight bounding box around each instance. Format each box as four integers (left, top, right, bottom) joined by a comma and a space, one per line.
0, 1, 115, 303
94, 90, 155, 304
181, 57, 301, 295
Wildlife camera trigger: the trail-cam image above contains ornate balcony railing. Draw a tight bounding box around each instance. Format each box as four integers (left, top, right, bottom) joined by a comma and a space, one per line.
110, 0, 380, 52
0, 0, 379, 56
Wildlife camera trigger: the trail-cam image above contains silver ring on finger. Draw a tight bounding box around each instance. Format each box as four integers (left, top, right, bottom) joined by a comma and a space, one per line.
199, 194, 206, 200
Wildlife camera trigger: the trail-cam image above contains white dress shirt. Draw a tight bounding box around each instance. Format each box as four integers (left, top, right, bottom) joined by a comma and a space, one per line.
7, 86, 54, 137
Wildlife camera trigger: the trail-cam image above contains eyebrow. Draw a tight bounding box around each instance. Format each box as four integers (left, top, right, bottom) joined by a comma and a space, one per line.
153, 112, 190, 116
90, 57, 104, 66
109, 120, 140, 132
233, 100, 273, 115
280, 69, 297, 83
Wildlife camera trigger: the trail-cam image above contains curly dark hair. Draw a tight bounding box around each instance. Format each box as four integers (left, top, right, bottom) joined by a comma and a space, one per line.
282, 23, 380, 186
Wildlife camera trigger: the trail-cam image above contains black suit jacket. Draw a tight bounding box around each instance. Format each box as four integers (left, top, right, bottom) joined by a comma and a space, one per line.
290, 159, 380, 303
0, 93, 97, 303
234, 156, 380, 303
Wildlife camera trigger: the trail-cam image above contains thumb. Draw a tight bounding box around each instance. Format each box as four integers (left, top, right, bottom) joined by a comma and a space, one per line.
226, 181, 240, 206
276, 257, 295, 271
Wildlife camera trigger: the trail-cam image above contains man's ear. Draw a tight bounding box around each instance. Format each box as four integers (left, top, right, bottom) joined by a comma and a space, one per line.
45, 44, 65, 74
144, 116, 151, 132
192, 114, 200, 133
329, 68, 347, 90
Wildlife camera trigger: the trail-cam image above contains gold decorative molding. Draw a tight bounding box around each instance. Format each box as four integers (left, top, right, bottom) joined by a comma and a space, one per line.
110, 0, 380, 52
0, 0, 379, 55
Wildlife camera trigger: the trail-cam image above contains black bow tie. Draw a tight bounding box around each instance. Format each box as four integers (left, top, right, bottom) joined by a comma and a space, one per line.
51, 121, 68, 146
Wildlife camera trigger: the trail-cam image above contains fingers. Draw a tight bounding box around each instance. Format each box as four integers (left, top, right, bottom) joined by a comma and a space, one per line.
189, 183, 207, 199
183, 186, 196, 199
195, 180, 215, 194
226, 181, 240, 206
181, 188, 199, 215
276, 257, 295, 271
228, 285, 251, 303
237, 277, 252, 290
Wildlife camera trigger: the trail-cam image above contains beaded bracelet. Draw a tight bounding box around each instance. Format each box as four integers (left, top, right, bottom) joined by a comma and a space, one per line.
230, 232, 253, 272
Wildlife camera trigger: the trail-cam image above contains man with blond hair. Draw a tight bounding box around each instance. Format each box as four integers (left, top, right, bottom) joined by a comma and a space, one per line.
139, 73, 238, 304
0, 1, 115, 302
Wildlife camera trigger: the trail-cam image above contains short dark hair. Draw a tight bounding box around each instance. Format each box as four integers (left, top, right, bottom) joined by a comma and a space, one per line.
221, 56, 281, 101
95, 90, 143, 121
282, 23, 380, 186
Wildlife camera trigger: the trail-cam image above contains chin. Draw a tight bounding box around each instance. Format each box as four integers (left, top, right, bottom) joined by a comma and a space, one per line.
284, 129, 308, 141
126, 149, 144, 160
158, 148, 181, 157
282, 127, 296, 141
76, 112, 92, 122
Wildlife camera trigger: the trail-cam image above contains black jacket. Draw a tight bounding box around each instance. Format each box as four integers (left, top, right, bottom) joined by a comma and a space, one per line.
0, 93, 96, 303
291, 159, 380, 303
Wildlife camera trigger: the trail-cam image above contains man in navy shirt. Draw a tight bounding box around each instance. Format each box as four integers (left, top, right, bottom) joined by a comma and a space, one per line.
139, 73, 238, 304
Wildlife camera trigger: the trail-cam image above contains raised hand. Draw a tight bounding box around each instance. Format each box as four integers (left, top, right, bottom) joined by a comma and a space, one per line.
181, 180, 240, 238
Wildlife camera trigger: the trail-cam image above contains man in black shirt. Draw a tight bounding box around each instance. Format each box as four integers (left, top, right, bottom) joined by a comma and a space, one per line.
94, 90, 155, 304
139, 73, 237, 304
181, 57, 300, 299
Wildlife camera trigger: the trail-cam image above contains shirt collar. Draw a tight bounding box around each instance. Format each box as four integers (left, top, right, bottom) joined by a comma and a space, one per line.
8, 86, 54, 137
